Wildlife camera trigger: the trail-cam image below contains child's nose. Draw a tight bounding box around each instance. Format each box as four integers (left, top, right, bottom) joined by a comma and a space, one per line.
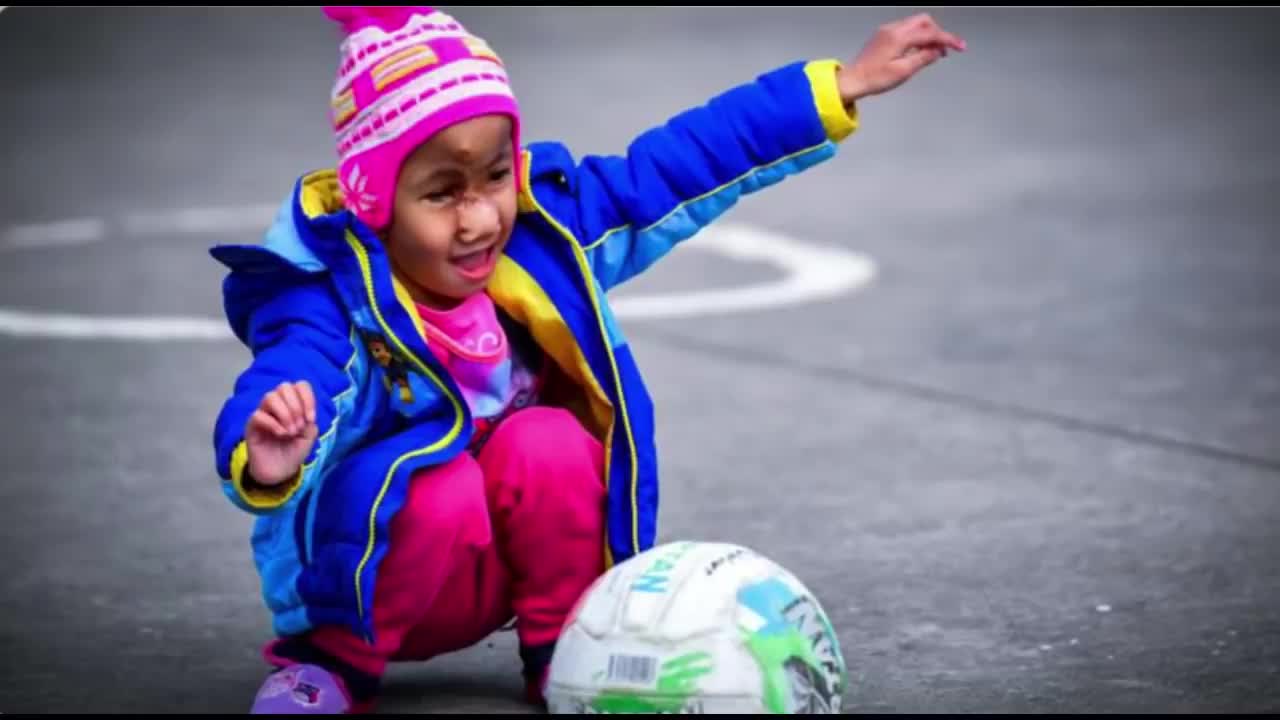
457, 194, 499, 242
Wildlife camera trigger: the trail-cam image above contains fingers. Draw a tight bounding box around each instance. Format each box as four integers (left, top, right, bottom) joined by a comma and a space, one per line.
263, 386, 300, 434
295, 381, 317, 425
891, 13, 966, 53
932, 27, 966, 53
899, 12, 942, 33
248, 408, 291, 439
882, 12, 932, 35
898, 45, 944, 75
901, 25, 965, 53
302, 420, 320, 445
283, 383, 308, 431
259, 382, 315, 436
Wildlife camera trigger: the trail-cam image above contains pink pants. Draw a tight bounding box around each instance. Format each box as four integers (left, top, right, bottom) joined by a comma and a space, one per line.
266, 406, 605, 688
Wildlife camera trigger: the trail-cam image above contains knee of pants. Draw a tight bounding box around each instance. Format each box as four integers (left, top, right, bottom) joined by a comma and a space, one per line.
393, 454, 493, 554
482, 406, 606, 504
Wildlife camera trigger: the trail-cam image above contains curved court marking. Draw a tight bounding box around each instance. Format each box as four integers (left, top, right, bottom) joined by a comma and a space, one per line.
0, 207, 877, 341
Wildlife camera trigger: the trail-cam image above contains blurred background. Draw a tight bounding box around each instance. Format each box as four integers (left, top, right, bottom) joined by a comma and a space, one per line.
2, 5, 1279, 713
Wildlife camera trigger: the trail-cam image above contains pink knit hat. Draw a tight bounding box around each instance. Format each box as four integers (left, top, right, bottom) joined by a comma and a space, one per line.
323, 6, 521, 231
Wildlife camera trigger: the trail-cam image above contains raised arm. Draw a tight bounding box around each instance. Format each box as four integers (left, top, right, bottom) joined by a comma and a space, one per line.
563, 12, 965, 292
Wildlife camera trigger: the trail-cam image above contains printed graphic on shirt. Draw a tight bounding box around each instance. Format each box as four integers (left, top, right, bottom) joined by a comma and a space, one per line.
451, 350, 541, 421
467, 366, 542, 451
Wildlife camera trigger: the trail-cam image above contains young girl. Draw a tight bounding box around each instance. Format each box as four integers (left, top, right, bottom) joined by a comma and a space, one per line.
210, 6, 963, 714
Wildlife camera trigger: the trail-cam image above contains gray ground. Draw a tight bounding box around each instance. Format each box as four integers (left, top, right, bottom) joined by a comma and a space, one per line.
2, 5, 1279, 714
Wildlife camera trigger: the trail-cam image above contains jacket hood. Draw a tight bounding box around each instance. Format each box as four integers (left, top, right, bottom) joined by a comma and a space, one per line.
208, 169, 355, 344
209, 169, 353, 276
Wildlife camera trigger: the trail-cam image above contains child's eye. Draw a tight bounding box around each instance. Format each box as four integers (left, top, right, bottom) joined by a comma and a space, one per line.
423, 190, 452, 204
489, 167, 511, 183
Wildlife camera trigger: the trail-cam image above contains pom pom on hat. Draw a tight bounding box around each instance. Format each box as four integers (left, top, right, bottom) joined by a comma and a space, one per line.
324, 6, 521, 231
322, 6, 424, 35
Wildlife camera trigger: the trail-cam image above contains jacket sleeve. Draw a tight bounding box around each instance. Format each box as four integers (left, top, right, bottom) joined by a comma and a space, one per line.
212, 276, 355, 516
571, 59, 858, 292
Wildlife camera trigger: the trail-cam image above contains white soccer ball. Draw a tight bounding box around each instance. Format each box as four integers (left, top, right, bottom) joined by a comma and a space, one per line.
545, 540, 848, 714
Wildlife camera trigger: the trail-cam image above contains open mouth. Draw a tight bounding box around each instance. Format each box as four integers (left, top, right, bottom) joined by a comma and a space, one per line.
451, 244, 498, 281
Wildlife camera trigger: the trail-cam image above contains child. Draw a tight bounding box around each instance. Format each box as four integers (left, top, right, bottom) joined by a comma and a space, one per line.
209, 6, 963, 714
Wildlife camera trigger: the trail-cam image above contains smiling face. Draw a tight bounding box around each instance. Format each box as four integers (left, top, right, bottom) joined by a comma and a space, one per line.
383, 113, 518, 309
368, 339, 392, 367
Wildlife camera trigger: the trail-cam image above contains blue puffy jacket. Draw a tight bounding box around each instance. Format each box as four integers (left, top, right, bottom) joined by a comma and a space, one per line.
210, 58, 858, 642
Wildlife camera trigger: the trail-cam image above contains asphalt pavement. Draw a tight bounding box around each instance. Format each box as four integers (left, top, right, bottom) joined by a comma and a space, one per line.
1, 6, 1278, 714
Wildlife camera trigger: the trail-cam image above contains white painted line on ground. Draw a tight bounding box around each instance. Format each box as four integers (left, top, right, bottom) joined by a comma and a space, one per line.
0, 204, 877, 341
121, 204, 279, 236
2, 218, 105, 249
0, 308, 231, 341
2, 205, 281, 250
610, 223, 876, 320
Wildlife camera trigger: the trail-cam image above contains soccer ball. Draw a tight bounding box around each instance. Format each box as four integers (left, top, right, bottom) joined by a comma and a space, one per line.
545, 540, 848, 714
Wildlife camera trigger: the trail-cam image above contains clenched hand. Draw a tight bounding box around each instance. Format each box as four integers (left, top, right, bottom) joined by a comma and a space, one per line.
245, 381, 318, 487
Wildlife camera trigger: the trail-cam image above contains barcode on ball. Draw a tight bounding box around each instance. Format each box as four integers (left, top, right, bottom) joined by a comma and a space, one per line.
606, 653, 657, 684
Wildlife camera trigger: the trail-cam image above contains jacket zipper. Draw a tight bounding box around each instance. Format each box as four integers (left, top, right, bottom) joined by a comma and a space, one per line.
345, 231, 467, 632
522, 186, 641, 565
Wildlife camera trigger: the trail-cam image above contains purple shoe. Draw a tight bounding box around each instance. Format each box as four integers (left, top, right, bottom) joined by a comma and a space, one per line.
250, 664, 353, 714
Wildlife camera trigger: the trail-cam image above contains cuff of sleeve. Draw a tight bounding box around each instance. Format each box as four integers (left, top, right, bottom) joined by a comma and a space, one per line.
804, 59, 859, 143
228, 439, 303, 511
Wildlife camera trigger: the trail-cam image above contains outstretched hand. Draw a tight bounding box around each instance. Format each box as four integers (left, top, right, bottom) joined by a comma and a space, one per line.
838, 13, 966, 104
